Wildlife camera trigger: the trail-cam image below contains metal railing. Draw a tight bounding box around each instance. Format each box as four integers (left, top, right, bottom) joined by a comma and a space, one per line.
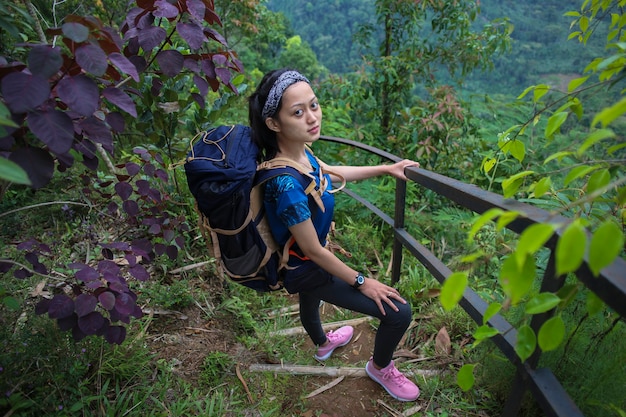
320, 134, 626, 417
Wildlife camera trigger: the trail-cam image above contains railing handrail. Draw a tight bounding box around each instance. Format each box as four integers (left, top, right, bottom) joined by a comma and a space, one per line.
319, 134, 625, 417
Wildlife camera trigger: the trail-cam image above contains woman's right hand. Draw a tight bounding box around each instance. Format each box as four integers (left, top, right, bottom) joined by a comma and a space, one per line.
359, 277, 406, 316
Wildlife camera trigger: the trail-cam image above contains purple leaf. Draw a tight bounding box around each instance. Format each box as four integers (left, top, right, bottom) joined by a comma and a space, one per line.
205, 27, 228, 47
114, 181, 133, 200
125, 254, 137, 267
72, 326, 87, 342
177, 22, 205, 50
1, 72, 50, 113
154, 243, 166, 256
215, 67, 231, 84
148, 223, 161, 234
109, 52, 139, 82
156, 50, 184, 78
80, 116, 113, 151
62, 22, 89, 42
163, 229, 174, 242
86, 281, 104, 289
115, 292, 136, 316
101, 241, 131, 251
191, 93, 205, 109
75, 44, 108, 76
186, 0, 206, 21
76, 265, 99, 282
131, 305, 143, 319
193, 74, 208, 97
97, 259, 121, 276
57, 75, 99, 116
138, 26, 166, 52
129, 264, 150, 281
9, 147, 55, 189
27, 109, 74, 154
154, 0, 180, 18
106, 111, 125, 133
75, 294, 98, 317
35, 298, 51, 315
48, 294, 75, 319
136, 179, 150, 195
125, 162, 141, 176
28, 45, 63, 79
78, 311, 106, 335
102, 87, 137, 117
98, 291, 116, 310
122, 199, 139, 216
105, 325, 126, 345
57, 314, 78, 331
166, 245, 178, 260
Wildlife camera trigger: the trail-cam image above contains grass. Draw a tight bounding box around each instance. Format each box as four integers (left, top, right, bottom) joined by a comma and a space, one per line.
1, 157, 625, 417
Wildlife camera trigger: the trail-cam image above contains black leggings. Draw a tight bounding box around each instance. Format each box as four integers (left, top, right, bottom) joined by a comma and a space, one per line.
299, 276, 412, 368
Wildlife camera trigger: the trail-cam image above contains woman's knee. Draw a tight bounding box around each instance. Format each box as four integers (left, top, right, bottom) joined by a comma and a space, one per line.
386, 300, 413, 329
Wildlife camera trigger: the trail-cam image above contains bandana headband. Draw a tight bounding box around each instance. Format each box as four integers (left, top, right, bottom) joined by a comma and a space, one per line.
261, 70, 310, 119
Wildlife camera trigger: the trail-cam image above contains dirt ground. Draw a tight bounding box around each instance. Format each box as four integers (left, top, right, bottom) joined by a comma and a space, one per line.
144, 279, 443, 417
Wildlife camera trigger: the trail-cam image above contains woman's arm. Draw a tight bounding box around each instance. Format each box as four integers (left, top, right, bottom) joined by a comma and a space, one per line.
289, 218, 406, 315
319, 159, 420, 183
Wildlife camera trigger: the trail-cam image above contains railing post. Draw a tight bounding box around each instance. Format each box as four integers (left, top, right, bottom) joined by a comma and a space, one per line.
501, 251, 565, 417
391, 177, 408, 285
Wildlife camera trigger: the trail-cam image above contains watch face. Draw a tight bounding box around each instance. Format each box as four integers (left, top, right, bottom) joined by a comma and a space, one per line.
356, 275, 364, 285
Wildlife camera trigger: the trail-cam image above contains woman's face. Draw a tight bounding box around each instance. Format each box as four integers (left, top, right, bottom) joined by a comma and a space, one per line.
268, 81, 322, 145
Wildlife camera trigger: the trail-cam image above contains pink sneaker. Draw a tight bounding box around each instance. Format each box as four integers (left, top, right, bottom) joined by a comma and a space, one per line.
365, 358, 420, 401
314, 326, 354, 361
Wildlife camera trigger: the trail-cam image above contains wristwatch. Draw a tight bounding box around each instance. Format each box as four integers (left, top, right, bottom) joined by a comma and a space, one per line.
352, 273, 365, 289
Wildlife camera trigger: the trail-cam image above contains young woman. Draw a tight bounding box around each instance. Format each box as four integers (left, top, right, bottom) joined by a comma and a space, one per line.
249, 68, 421, 402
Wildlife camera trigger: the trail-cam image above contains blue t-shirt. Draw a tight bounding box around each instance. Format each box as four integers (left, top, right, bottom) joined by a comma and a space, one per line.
263, 150, 335, 250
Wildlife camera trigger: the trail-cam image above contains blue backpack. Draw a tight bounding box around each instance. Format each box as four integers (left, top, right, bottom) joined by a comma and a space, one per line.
184, 125, 327, 291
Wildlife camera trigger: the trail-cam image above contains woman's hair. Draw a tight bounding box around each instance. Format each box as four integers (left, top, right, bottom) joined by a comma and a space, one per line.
248, 68, 294, 161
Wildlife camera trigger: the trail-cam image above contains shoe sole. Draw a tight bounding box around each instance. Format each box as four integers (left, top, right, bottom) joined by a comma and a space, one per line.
365, 363, 419, 402
314, 335, 353, 361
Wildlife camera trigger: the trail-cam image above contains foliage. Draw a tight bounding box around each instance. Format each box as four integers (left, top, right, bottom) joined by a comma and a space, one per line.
0, 0, 243, 344
446, 0, 626, 406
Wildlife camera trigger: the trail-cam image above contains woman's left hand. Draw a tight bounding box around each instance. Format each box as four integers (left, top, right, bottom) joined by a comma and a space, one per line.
359, 278, 406, 316
388, 159, 420, 181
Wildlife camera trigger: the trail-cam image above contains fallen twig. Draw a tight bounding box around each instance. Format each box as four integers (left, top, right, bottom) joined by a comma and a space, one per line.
377, 399, 403, 417
268, 316, 374, 337
305, 375, 344, 398
248, 364, 440, 378
236, 363, 254, 403
169, 261, 212, 274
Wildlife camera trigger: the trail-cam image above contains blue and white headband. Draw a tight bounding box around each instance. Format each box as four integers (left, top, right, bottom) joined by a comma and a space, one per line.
261, 70, 310, 119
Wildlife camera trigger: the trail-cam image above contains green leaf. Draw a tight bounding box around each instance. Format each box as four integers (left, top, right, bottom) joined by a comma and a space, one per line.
468, 208, 503, 242
525, 293, 561, 314
567, 75, 590, 92
440, 272, 468, 312
592, 97, 626, 127
516, 223, 557, 265
482, 157, 497, 174
515, 325, 536, 362
533, 84, 550, 102
2, 296, 20, 311
586, 291, 604, 315
586, 169, 610, 195
538, 316, 565, 352
557, 284, 579, 309
564, 164, 600, 186
457, 364, 476, 392
461, 250, 485, 263
589, 220, 624, 276
533, 177, 552, 198
502, 170, 534, 198
0, 157, 31, 185
517, 85, 535, 100
555, 220, 587, 276
483, 302, 502, 325
508, 140, 525, 163
496, 211, 520, 232
500, 254, 536, 305
544, 151, 573, 164
545, 112, 569, 139
577, 128, 615, 156
474, 324, 499, 341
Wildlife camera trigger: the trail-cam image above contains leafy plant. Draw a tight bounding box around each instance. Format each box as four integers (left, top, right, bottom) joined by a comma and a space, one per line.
0, 0, 243, 344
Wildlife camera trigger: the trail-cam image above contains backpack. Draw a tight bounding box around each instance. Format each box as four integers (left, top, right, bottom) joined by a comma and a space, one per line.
184, 124, 332, 291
